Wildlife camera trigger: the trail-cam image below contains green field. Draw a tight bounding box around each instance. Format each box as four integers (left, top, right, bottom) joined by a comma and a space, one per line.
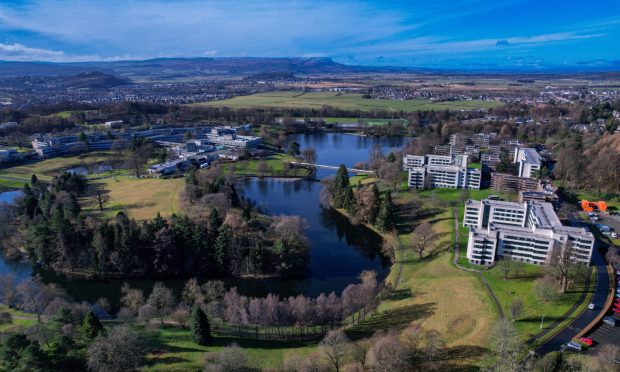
481, 265, 594, 343
0, 151, 117, 190
143, 327, 315, 371
220, 153, 312, 177
81, 176, 185, 220
193, 91, 503, 112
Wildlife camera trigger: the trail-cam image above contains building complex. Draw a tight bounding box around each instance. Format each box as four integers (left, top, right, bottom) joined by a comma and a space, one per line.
31, 125, 260, 158
403, 154, 481, 189
463, 198, 594, 266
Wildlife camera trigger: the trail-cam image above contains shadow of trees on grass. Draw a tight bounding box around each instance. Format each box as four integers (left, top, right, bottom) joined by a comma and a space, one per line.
345, 302, 436, 340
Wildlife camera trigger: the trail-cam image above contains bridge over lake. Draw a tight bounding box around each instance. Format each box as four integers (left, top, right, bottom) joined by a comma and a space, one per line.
290, 162, 375, 174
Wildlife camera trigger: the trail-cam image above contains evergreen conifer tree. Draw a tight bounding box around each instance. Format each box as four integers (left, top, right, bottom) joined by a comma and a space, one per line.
190, 306, 212, 345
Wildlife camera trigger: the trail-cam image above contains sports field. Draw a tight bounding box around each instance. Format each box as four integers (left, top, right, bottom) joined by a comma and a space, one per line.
193, 91, 502, 112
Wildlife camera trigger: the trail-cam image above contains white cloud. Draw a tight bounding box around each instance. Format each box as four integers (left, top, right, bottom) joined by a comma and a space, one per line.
0, 42, 132, 62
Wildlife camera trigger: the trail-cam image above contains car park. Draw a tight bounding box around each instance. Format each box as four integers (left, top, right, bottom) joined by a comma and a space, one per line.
603, 317, 617, 326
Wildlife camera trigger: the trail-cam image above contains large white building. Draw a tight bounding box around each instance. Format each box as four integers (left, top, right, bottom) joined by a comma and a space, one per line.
463, 198, 594, 266
403, 154, 481, 190
514, 147, 542, 178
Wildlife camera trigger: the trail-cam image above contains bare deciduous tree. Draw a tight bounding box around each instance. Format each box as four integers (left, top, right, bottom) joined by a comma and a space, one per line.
320, 329, 349, 372
120, 283, 145, 316
508, 297, 524, 322
368, 330, 411, 372
147, 282, 175, 326
411, 222, 436, 259
87, 325, 145, 372
203, 343, 249, 371
0, 274, 19, 307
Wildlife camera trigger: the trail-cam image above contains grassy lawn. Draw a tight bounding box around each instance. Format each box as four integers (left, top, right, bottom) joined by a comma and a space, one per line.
0, 304, 37, 332
81, 176, 185, 220
0, 151, 117, 189
481, 265, 594, 342
338, 182, 498, 367
192, 91, 503, 113
142, 326, 315, 371
220, 153, 312, 177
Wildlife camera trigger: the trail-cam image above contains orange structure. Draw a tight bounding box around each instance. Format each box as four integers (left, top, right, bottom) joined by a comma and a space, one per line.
581, 200, 608, 213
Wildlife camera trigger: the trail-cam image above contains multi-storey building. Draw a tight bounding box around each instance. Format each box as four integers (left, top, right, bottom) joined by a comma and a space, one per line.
513, 147, 542, 178
463, 198, 595, 266
403, 154, 481, 190
490, 172, 540, 193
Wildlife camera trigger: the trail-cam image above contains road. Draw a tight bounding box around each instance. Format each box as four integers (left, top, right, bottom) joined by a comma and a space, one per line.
535, 214, 612, 355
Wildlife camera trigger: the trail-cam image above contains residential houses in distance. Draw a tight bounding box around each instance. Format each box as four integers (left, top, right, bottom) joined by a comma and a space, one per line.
403, 154, 481, 190
463, 198, 594, 266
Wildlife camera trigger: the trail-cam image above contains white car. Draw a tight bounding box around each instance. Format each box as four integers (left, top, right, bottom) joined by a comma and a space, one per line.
588, 303, 596, 310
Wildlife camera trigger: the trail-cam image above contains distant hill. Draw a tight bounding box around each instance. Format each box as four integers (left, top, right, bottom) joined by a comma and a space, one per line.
1, 57, 618, 81
0, 57, 412, 80
0, 71, 131, 89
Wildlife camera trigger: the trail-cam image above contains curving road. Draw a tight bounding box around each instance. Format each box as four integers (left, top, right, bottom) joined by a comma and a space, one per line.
535, 246, 610, 354
535, 215, 611, 355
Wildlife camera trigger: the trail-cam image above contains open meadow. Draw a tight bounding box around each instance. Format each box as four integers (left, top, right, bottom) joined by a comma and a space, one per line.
192, 91, 503, 112
81, 176, 185, 220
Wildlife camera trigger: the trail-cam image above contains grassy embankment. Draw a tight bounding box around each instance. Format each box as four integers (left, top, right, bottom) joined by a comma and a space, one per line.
334, 178, 499, 368
193, 91, 503, 112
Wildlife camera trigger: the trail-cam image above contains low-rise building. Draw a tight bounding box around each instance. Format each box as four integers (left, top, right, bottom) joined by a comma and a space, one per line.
463, 198, 594, 266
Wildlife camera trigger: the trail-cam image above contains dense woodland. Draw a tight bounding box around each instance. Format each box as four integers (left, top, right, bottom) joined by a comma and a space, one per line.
0, 170, 309, 279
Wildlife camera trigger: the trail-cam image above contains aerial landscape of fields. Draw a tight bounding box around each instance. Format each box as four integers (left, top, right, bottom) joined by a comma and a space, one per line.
0, 1, 619, 372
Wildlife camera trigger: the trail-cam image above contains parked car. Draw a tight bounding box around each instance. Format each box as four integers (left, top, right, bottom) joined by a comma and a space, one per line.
588, 303, 596, 310
566, 341, 582, 351
578, 337, 593, 347
612, 232, 618, 238
613, 308, 620, 313
604, 316, 617, 326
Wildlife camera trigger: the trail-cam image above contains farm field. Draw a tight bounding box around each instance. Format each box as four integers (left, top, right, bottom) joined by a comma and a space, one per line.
81, 176, 185, 220
193, 91, 503, 112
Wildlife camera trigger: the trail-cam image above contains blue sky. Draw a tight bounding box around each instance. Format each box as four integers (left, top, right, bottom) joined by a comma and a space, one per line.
0, 0, 619, 70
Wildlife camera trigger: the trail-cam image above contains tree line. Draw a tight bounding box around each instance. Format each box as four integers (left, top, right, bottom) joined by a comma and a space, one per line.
5, 170, 309, 279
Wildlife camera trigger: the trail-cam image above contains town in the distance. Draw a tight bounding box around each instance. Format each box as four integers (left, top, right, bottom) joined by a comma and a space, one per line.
1, 2, 620, 372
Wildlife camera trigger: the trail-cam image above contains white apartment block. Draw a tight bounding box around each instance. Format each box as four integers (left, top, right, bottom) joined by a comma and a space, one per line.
514, 147, 541, 178
403, 154, 481, 190
463, 198, 594, 266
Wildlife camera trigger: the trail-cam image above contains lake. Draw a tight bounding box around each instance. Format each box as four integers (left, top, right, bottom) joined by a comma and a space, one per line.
0, 133, 406, 306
